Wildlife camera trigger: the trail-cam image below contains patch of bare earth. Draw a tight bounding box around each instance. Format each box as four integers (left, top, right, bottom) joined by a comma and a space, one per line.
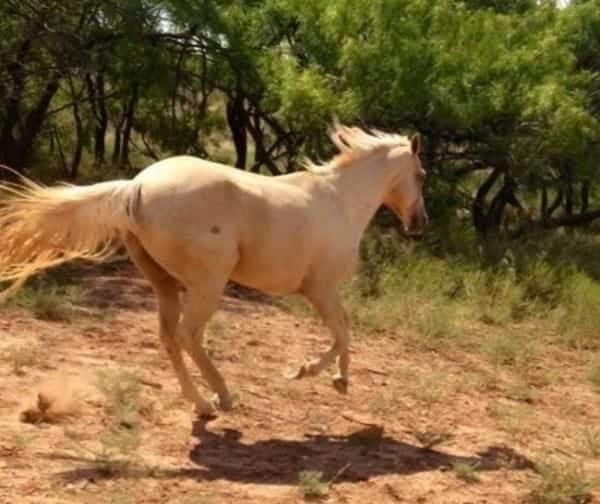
1, 263, 599, 503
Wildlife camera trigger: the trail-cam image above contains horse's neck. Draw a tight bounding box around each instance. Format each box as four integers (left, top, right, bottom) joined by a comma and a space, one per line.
332, 155, 394, 240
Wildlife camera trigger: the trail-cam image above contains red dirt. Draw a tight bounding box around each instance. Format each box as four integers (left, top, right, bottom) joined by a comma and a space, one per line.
0, 263, 599, 503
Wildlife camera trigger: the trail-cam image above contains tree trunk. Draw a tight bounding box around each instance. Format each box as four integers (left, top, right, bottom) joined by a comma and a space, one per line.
119, 83, 139, 171
226, 95, 248, 169
112, 112, 125, 165
15, 75, 61, 168
86, 71, 108, 166
0, 38, 33, 170
564, 164, 574, 217
581, 179, 590, 214
472, 166, 502, 234
69, 80, 83, 179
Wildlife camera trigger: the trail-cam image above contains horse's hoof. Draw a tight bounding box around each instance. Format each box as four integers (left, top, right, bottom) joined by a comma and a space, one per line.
194, 404, 217, 420
284, 364, 306, 380
332, 375, 348, 394
212, 393, 233, 412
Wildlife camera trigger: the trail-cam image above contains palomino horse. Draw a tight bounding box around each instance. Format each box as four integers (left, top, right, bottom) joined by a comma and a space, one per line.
0, 124, 427, 417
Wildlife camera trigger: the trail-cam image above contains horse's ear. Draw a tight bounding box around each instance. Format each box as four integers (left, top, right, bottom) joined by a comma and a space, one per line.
410, 134, 421, 155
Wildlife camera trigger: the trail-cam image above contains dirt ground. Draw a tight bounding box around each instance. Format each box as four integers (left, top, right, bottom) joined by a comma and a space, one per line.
1, 262, 599, 503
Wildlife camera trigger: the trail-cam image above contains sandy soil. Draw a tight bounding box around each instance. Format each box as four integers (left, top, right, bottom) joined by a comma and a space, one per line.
1, 262, 599, 503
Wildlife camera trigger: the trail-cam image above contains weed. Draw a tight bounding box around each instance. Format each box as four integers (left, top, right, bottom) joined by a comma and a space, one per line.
59, 368, 147, 476
558, 272, 600, 351
452, 461, 481, 484
489, 402, 533, 438
15, 282, 83, 321
482, 333, 534, 368
96, 369, 142, 430
413, 429, 454, 449
297, 470, 329, 500
529, 460, 593, 504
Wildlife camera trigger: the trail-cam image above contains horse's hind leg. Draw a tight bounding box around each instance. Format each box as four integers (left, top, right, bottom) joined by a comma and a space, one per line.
177, 278, 232, 411
122, 232, 216, 417
289, 286, 350, 393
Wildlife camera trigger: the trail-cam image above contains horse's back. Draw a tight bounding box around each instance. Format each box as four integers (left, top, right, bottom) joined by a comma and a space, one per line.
128, 156, 320, 292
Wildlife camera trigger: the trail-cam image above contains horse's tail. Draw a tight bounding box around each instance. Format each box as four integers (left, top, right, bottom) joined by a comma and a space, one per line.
0, 175, 142, 302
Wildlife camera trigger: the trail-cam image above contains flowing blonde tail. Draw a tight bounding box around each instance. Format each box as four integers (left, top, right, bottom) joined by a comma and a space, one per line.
0, 175, 141, 302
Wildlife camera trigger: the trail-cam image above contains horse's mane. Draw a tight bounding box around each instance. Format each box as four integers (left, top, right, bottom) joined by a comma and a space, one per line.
303, 123, 409, 173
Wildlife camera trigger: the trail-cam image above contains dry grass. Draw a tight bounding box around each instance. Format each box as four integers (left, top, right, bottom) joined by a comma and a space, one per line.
4, 345, 38, 376
528, 460, 594, 504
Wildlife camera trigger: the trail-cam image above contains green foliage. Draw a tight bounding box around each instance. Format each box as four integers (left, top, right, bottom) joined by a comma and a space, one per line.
297, 470, 329, 500
452, 461, 481, 484
7, 267, 84, 322
345, 226, 600, 359
529, 461, 594, 504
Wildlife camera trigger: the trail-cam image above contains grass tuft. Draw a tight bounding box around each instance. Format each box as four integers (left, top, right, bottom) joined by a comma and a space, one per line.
529, 460, 594, 504
297, 470, 329, 500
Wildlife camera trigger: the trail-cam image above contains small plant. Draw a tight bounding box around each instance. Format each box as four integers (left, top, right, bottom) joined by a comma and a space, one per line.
96, 369, 142, 429
558, 272, 600, 351
413, 301, 457, 345
59, 368, 147, 476
413, 429, 454, 449
5, 345, 37, 375
481, 333, 532, 368
14, 282, 84, 321
451, 461, 481, 484
298, 470, 329, 500
489, 402, 532, 438
529, 460, 593, 504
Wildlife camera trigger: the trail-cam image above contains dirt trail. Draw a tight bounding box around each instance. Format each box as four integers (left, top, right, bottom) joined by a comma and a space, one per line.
0, 263, 598, 503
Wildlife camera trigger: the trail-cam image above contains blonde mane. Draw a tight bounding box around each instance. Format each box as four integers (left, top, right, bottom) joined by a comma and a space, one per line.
304, 123, 410, 173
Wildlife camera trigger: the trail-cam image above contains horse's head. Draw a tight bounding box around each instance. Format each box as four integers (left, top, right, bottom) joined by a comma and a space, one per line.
383, 134, 428, 237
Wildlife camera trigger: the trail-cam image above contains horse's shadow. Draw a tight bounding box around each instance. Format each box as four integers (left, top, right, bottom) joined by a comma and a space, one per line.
183, 420, 533, 484
52, 420, 533, 485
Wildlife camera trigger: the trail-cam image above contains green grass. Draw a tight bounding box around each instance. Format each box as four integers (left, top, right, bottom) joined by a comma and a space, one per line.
333, 226, 600, 367
451, 461, 481, 484
529, 460, 594, 504
297, 470, 329, 500
5, 266, 85, 321
96, 369, 143, 431
63, 368, 146, 478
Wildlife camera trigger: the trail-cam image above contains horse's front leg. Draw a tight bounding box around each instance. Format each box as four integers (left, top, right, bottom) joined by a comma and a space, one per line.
287, 287, 350, 393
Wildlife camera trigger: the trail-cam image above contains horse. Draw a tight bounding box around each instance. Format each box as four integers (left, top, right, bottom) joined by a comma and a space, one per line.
0, 124, 428, 418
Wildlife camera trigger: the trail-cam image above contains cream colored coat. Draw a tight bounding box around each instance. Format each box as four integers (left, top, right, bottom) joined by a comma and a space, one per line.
0, 125, 427, 417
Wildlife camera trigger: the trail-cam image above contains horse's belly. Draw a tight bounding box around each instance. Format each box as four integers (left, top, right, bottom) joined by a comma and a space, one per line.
230, 248, 309, 295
